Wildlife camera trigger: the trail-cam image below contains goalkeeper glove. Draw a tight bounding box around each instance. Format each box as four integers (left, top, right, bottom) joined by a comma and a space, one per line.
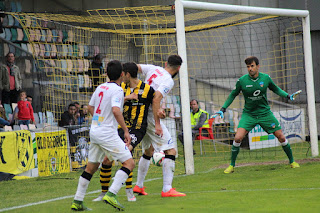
212, 108, 226, 119
288, 90, 302, 101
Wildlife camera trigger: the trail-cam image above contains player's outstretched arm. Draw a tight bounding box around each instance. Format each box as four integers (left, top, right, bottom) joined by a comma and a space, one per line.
212, 108, 226, 119
288, 90, 302, 101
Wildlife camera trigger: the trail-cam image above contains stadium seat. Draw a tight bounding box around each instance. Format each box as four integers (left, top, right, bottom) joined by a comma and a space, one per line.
13, 125, 20, 131
28, 124, 36, 130
195, 118, 216, 155
36, 123, 44, 129
33, 113, 40, 124
46, 111, 57, 126
20, 124, 28, 130
4, 125, 12, 131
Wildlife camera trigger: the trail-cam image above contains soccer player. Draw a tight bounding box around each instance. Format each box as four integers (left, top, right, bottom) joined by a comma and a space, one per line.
71, 60, 134, 211
133, 55, 186, 197
92, 62, 155, 202
214, 56, 301, 174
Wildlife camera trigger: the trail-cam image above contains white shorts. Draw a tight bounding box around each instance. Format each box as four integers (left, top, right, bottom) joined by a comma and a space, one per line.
88, 132, 132, 163
141, 115, 176, 152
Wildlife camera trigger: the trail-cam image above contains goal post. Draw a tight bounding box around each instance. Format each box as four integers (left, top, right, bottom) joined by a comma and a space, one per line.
175, 0, 318, 174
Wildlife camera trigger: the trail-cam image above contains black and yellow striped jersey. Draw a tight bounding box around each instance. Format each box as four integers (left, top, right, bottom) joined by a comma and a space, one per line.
121, 80, 154, 130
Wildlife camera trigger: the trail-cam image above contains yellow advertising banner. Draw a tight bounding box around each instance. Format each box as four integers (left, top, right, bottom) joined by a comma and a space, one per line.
35, 130, 70, 177
0, 130, 35, 175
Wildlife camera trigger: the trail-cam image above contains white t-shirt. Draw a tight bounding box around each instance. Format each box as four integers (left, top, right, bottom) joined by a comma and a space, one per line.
140, 64, 174, 98
89, 82, 124, 136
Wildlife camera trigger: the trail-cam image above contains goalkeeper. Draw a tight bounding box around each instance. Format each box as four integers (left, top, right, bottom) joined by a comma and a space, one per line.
214, 56, 301, 174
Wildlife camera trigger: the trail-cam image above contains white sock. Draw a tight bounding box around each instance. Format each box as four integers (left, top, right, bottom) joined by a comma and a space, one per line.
233, 140, 241, 147
109, 169, 129, 195
74, 176, 90, 201
136, 156, 150, 188
281, 139, 288, 146
162, 158, 175, 192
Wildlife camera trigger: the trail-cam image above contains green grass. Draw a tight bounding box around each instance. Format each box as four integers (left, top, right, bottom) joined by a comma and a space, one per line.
1, 158, 320, 212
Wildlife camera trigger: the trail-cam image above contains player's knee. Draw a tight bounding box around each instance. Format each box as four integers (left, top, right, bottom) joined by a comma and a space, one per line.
122, 158, 135, 171
144, 148, 154, 157
278, 136, 286, 143
234, 136, 244, 143
102, 156, 112, 166
164, 148, 176, 156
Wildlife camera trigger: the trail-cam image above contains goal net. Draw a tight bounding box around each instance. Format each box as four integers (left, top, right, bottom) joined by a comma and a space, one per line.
9, 0, 318, 175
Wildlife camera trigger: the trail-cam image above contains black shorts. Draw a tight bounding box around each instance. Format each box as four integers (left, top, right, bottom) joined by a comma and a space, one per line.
118, 128, 146, 150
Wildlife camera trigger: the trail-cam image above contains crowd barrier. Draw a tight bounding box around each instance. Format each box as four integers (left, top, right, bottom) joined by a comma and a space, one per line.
0, 125, 90, 179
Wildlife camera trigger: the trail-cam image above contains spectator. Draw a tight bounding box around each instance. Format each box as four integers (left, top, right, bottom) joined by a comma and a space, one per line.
74, 101, 81, 122
17, 91, 35, 126
0, 104, 10, 127
178, 99, 209, 155
78, 104, 89, 124
0, 57, 9, 105
58, 103, 77, 127
1, 52, 22, 104
87, 54, 104, 89
26, 95, 33, 104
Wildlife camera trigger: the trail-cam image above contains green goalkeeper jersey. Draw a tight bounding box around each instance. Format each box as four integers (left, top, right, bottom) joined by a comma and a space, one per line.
222, 72, 288, 116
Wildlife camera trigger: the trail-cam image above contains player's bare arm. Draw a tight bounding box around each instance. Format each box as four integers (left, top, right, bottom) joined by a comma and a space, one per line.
88, 105, 94, 116
112, 106, 131, 146
152, 91, 164, 137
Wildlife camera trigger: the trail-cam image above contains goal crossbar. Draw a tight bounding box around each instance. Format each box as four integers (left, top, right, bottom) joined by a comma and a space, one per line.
181, 1, 309, 17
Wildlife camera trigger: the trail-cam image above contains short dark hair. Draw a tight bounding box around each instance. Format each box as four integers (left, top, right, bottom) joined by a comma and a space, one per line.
123, 62, 138, 78
94, 54, 103, 61
107, 60, 123, 81
6, 52, 15, 58
190, 99, 199, 104
167, 55, 182, 68
245, 56, 259, 65
73, 102, 80, 105
27, 95, 33, 99
68, 103, 76, 109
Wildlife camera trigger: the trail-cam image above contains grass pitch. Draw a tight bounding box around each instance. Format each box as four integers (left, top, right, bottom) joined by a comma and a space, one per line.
1, 157, 319, 213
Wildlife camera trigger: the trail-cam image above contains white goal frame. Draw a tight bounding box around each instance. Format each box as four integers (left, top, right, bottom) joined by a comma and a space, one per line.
175, 0, 318, 175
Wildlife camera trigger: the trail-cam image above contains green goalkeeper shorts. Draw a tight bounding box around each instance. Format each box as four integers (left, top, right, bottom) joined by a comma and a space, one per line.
238, 111, 281, 134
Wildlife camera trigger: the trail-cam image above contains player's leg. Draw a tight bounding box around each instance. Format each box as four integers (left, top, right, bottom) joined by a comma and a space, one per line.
92, 156, 113, 202
124, 129, 145, 201
104, 158, 135, 210
72, 143, 103, 210
158, 123, 185, 197
261, 112, 300, 168
102, 137, 134, 211
225, 113, 254, 173
273, 130, 300, 168
134, 141, 153, 195
224, 128, 248, 174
